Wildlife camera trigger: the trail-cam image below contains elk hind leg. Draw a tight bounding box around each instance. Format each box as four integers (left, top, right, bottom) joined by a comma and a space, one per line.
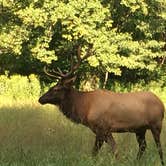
151, 126, 164, 165
135, 129, 147, 160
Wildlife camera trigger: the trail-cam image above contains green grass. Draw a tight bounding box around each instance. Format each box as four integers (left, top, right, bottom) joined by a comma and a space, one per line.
0, 101, 166, 166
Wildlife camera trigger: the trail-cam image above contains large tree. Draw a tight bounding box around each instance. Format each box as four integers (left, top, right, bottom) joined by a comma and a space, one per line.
0, 0, 165, 85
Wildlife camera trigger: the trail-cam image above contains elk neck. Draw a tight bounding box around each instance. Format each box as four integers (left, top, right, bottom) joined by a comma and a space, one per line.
59, 87, 84, 124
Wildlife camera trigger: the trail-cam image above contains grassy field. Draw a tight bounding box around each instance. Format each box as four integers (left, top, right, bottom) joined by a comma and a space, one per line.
0, 100, 166, 166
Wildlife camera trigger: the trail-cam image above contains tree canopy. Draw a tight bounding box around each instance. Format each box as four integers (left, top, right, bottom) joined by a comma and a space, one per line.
0, 0, 166, 86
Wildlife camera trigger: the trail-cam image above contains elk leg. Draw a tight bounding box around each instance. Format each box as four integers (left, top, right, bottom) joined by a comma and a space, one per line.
151, 126, 164, 166
135, 129, 147, 160
92, 135, 104, 156
106, 133, 117, 157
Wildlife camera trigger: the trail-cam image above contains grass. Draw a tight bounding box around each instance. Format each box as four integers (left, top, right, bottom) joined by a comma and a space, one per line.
0, 100, 166, 166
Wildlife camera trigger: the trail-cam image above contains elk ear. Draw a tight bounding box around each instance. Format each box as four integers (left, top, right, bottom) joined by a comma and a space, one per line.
63, 76, 77, 88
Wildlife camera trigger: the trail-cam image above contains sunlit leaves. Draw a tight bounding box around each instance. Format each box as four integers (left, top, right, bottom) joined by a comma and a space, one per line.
16, 5, 48, 28
0, 0, 165, 78
0, 26, 28, 55
88, 56, 99, 67
121, 0, 148, 14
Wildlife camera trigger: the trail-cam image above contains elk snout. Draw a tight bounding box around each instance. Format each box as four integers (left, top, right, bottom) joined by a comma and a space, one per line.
38, 96, 46, 105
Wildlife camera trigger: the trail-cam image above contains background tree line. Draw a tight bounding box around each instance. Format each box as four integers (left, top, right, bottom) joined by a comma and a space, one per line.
0, 0, 166, 100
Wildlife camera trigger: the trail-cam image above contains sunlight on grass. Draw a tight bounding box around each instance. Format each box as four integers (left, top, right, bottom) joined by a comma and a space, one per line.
0, 100, 165, 166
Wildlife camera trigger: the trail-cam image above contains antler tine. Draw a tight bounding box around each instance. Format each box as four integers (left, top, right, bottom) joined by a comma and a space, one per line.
52, 68, 67, 77
44, 44, 93, 79
76, 45, 82, 62
58, 45, 82, 78
63, 44, 93, 77
57, 67, 64, 75
44, 66, 60, 79
71, 45, 82, 71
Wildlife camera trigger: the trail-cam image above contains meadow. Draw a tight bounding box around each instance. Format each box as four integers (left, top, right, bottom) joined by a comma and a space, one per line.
0, 99, 166, 166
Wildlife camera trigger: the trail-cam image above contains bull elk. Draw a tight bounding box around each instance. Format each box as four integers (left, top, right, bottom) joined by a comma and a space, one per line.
38, 46, 165, 165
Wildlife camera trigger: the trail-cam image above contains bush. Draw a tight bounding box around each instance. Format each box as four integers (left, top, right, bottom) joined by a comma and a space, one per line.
0, 74, 41, 101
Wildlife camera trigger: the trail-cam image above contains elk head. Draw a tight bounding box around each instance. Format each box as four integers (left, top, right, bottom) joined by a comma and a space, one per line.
38, 45, 92, 105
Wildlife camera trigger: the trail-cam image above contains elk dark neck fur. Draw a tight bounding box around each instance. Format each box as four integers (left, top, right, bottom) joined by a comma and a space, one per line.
60, 87, 81, 124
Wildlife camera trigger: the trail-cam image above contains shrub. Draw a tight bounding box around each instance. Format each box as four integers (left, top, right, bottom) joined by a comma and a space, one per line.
0, 74, 41, 101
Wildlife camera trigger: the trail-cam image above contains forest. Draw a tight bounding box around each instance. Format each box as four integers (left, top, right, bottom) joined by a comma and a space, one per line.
0, 0, 166, 100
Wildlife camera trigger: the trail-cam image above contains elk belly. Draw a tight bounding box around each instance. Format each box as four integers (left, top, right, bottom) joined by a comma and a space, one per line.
99, 112, 148, 132
88, 102, 149, 133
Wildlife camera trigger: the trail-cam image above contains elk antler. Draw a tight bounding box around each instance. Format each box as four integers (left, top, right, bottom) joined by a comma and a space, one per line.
72, 44, 93, 71
62, 44, 93, 78
44, 66, 61, 79
44, 44, 93, 78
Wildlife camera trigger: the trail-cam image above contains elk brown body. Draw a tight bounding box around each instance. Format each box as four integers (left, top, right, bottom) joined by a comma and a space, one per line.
38, 46, 165, 165
39, 81, 165, 165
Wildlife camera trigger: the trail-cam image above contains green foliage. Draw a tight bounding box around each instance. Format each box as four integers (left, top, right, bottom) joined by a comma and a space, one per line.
79, 73, 100, 91
0, 0, 165, 88
0, 74, 40, 100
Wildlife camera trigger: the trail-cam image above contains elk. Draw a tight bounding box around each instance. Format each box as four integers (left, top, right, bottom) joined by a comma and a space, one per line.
38, 46, 165, 165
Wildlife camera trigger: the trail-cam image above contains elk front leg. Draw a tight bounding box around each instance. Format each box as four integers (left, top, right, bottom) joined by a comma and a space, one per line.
92, 135, 104, 156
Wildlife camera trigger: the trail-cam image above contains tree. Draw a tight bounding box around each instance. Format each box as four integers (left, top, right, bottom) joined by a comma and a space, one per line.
0, 0, 165, 86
